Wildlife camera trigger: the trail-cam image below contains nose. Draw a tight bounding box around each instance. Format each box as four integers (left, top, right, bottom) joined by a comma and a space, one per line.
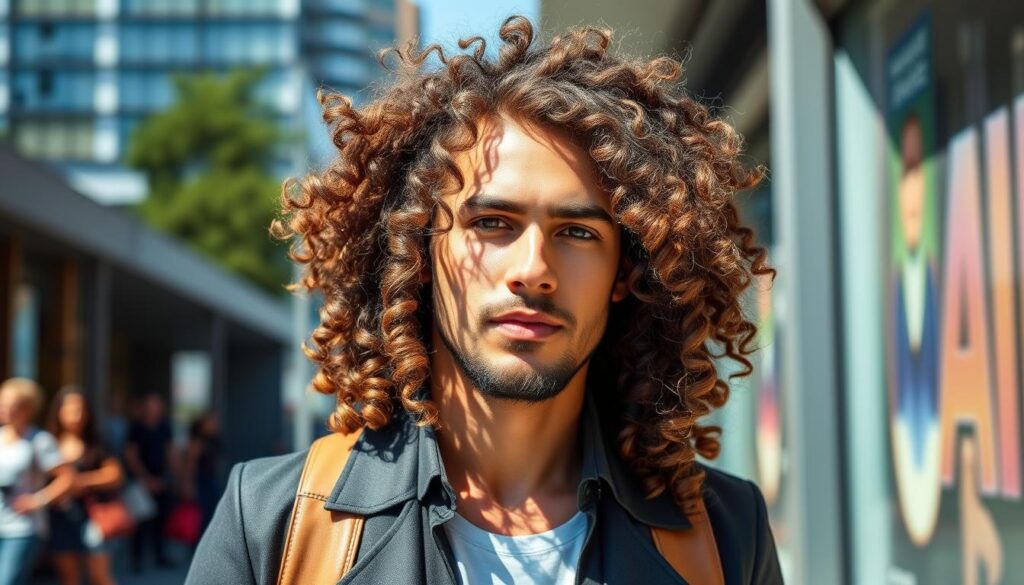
505, 224, 557, 295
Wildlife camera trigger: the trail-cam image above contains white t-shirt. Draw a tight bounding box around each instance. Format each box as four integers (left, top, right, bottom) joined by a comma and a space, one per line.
0, 427, 63, 538
443, 511, 588, 585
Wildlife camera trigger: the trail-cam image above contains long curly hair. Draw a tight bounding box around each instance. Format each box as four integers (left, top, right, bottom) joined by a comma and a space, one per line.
273, 15, 773, 513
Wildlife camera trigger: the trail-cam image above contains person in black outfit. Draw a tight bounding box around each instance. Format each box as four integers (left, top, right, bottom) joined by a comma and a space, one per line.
123, 393, 175, 571
180, 413, 222, 532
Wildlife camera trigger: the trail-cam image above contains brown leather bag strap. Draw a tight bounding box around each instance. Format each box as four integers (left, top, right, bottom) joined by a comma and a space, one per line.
651, 496, 725, 585
279, 428, 722, 584
277, 429, 365, 585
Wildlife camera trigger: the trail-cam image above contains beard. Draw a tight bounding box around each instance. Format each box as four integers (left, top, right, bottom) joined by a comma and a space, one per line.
435, 321, 595, 403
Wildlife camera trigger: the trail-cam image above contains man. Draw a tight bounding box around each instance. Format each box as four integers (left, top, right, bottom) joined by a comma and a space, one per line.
188, 16, 782, 584
124, 392, 176, 571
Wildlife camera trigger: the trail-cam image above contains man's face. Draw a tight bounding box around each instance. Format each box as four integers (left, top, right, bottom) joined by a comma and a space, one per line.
429, 116, 629, 402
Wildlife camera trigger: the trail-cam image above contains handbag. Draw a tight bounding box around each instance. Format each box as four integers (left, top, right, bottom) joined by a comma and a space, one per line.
85, 496, 136, 541
165, 500, 203, 545
122, 480, 157, 522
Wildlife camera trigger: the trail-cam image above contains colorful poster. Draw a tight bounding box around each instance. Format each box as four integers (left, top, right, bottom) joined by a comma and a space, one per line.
885, 12, 943, 551
884, 11, 1024, 584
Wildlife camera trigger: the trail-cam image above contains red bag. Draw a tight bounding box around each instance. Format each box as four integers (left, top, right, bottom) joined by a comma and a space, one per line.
164, 501, 203, 544
85, 496, 136, 541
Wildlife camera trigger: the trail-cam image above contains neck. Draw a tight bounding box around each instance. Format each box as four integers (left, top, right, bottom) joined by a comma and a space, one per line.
1, 422, 30, 439
430, 328, 586, 534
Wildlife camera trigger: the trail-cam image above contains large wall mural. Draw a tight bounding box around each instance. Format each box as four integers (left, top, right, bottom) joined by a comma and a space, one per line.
884, 12, 1021, 584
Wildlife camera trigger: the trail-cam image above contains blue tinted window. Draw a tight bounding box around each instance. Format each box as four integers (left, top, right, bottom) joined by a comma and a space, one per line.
306, 18, 366, 51
119, 115, 140, 153
207, 0, 283, 16
14, 23, 96, 64
203, 22, 295, 65
121, 0, 199, 16
120, 24, 198, 65
313, 54, 370, 86
12, 70, 94, 111
312, 0, 366, 16
118, 71, 174, 112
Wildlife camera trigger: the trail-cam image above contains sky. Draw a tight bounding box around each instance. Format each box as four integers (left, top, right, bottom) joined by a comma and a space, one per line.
415, 0, 539, 54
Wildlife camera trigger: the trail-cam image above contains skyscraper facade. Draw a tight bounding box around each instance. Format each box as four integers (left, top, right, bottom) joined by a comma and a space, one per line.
0, 0, 412, 204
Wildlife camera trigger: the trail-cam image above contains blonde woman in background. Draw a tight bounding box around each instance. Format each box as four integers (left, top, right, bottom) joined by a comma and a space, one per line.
0, 378, 73, 585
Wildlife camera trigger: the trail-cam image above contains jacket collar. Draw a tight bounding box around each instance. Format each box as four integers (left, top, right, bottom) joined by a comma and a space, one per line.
324, 391, 690, 530
578, 393, 690, 529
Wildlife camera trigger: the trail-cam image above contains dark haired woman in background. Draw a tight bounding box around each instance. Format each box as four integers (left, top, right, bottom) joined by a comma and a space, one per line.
180, 412, 221, 532
46, 387, 124, 585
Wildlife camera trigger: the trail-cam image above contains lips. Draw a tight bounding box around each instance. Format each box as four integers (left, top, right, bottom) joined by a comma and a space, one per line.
489, 311, 564, 340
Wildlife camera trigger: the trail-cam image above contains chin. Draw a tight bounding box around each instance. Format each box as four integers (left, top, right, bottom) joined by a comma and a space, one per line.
485, 351, 546, 373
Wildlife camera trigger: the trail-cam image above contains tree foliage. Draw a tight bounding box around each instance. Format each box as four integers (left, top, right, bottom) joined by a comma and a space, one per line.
126, 69, 289, 294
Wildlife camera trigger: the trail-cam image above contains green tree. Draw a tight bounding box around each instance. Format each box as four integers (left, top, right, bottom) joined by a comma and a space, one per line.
126, 69, 290, 294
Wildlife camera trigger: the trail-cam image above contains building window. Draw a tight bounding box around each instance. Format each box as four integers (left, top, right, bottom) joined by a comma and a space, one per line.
118, 71, 174, 112
120, 23, 198, 65
16, 0, 96, 17
121, 0, 198, 16
203, 22, 296, 65
206, 0, 283, 16
38, 70, 53, 96
14, 23, 97, 65
13, 70, 94, 111
14, 119, 95, 160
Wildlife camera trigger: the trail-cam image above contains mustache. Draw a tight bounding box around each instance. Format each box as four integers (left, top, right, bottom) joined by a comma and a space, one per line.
479, 297, 577, 329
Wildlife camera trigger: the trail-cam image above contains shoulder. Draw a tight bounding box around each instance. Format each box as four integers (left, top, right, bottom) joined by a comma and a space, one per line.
699, 464, 765, 520
698, 464, 784, 584
233, 450, 307, 490
227, 450, 308, 519
188, 450, 308, 585
29, 428, 63, 470
28, 427, 56, 448
207, 449, 308, 544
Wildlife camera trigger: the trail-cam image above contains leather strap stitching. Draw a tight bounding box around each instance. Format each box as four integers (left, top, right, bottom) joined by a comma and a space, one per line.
297, 492, 329, 502
342, 516, 364, 574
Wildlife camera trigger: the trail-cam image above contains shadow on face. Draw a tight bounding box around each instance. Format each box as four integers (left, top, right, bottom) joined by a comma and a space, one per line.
428, 115, 630, 403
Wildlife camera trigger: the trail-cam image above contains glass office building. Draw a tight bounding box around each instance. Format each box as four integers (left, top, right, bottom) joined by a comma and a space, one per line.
0, 0, 404, 204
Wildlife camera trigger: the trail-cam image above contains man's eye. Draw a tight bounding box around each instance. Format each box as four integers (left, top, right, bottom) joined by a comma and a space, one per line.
563, 226, 597, 240
473, 217, 510, 231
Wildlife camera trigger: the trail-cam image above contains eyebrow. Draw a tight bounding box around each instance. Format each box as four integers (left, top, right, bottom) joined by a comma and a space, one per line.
461, 193, 615, 225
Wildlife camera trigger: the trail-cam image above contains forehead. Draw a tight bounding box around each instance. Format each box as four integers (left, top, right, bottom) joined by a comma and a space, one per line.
447, 116, 609, 209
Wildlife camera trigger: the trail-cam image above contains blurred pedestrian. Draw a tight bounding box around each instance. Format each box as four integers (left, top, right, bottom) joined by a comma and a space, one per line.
102, 394, 129, 458
0, 378, 73, 585
123, 393, 175, 571
179, 413, 221, 532
46, 387, 124, 585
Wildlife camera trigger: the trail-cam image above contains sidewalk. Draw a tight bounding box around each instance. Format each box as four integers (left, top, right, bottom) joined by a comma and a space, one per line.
36, 541, 193, 585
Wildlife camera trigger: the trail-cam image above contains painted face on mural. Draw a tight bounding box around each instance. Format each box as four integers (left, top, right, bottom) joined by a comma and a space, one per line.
899, 115, 925, 252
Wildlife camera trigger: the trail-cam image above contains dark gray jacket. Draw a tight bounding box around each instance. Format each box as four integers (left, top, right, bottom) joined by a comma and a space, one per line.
185, 395, 783, 584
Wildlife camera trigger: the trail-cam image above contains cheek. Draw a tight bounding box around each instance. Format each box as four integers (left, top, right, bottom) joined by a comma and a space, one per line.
432, 231, 500, 299
562, 250, 619, 294
430, 234, 480, 330
560, 253, 618, 324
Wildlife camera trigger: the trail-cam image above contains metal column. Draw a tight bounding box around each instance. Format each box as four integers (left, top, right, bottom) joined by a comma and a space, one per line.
768, 0, 845, 582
